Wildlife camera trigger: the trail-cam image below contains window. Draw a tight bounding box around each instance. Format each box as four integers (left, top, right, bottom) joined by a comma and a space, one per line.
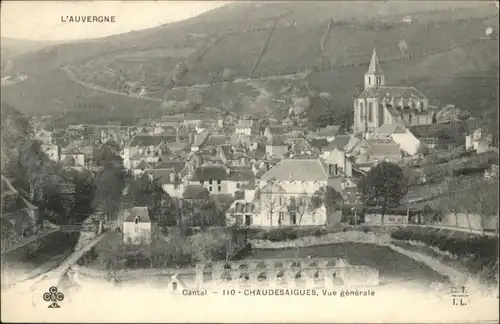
359, 102, 364, 122
200, 181, 204, 185
419, 101, 425, 111
209, 179, 213, 185
217, 180, 221, 185
368, 76, 371, 85
218, 186, 221, 191
368, 102, 373, 122
279, 212, 285, 221
134, 217, 139, 225
267, 212, 271, 220
334, 164, 338, 175
236, 183, 240, 189
209, 186, 213, 192
376, 76, 381, 85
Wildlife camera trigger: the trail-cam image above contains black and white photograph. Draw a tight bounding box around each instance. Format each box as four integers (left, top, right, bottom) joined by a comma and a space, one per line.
1, 1, 499, 322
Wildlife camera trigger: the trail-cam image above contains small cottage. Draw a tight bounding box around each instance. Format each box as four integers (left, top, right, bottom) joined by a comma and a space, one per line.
122, 207, 153, 245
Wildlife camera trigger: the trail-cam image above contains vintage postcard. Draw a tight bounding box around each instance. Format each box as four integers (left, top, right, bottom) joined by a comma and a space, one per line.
1, 0, 499, 322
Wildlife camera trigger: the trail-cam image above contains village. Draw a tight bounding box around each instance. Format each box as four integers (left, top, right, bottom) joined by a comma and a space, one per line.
3, 48, 498, 245
1, 47, 499, 297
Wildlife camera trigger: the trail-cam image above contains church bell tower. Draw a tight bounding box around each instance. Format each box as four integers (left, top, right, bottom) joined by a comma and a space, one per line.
364, 49, 385, 89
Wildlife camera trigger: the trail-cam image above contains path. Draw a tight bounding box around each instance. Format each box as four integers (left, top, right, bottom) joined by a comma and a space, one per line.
62, 66, 163, 102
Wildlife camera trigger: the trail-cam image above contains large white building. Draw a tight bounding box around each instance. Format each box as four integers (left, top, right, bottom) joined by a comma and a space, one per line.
353, 49, 433, 135
226, 159, 343, 227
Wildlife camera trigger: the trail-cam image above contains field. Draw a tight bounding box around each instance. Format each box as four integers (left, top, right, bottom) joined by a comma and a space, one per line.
252, 242, 448, 285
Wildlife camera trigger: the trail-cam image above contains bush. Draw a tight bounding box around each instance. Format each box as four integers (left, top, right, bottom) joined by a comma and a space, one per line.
390, 227, 499, 279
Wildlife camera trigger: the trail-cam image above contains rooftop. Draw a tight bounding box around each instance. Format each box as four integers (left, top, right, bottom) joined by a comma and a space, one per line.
325, 135, 352, 152
191, 165, 229, 181
183, 185, 209, 200
315, 125, 341, 138
372, 123, 408, 136
227, 167, 255, 182
260, 159, 329, 182
124, 207, 151, 223
367, 48, 383, 74
359, 86, 427, 101
129, 135, 175, 147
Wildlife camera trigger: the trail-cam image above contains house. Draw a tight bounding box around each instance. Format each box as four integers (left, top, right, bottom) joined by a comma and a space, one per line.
235, 159, 336, 227
189, 164, 254, 196
283, 130, 305, 145
311, 125, 341, 142
370, 123, 421, 156
191, 130, 210, 152
146, 169, 184, 198
353, 49, 431, 136
41, 144, 61, 162
234, 119, 257, 136
465, 128, 493, 153
61, 147, 86, 168
122, 135, 173, 169
265, 136, 289, 159
122, 207, 153, 245
484, 164, 499, 180
350, 139, 403, 171
322, 135, 352, 158
35, 129, 53, 145
263, 126, 285, 141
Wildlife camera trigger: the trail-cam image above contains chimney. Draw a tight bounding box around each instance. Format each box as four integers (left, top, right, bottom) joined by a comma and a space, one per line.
188, 132, 194, 144
170, 172, 176, 183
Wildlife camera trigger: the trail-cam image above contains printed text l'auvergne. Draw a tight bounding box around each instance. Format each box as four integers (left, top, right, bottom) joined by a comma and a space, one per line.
61, 16, 116, 23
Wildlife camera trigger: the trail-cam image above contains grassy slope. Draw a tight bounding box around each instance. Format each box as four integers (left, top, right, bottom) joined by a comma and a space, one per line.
1, 2, 497, 124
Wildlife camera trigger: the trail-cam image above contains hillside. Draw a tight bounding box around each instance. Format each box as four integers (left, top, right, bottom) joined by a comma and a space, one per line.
0, 38, 70, 73
1, 1, 498, 127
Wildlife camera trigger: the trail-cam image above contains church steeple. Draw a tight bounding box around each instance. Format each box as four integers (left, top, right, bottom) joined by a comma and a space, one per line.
364, 49, 385, 89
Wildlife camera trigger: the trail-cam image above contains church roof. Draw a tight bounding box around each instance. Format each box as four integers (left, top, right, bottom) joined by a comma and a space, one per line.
358, 86, 427, 100
367, 49, 383, 74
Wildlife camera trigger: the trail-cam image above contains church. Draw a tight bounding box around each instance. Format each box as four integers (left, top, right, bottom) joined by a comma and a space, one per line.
353, 49, 435, 135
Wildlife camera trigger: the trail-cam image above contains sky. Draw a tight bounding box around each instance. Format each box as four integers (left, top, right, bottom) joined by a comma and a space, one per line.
1, 1, 230, 41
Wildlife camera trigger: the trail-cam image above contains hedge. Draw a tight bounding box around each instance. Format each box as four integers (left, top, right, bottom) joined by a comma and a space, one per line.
390, 227, 499, 281
248, 225, 386, 242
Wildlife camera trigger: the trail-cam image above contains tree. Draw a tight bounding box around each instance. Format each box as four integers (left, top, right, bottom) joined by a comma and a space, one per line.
463, 177, 498, 235
359, 162, 408, 225
124, 174, 165, 221
93, 144, 122, 166
258, 179, 284, 226
92, 161, 126, 221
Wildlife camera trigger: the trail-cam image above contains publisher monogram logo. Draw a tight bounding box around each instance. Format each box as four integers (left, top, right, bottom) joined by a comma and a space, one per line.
42, 286, 65, 308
